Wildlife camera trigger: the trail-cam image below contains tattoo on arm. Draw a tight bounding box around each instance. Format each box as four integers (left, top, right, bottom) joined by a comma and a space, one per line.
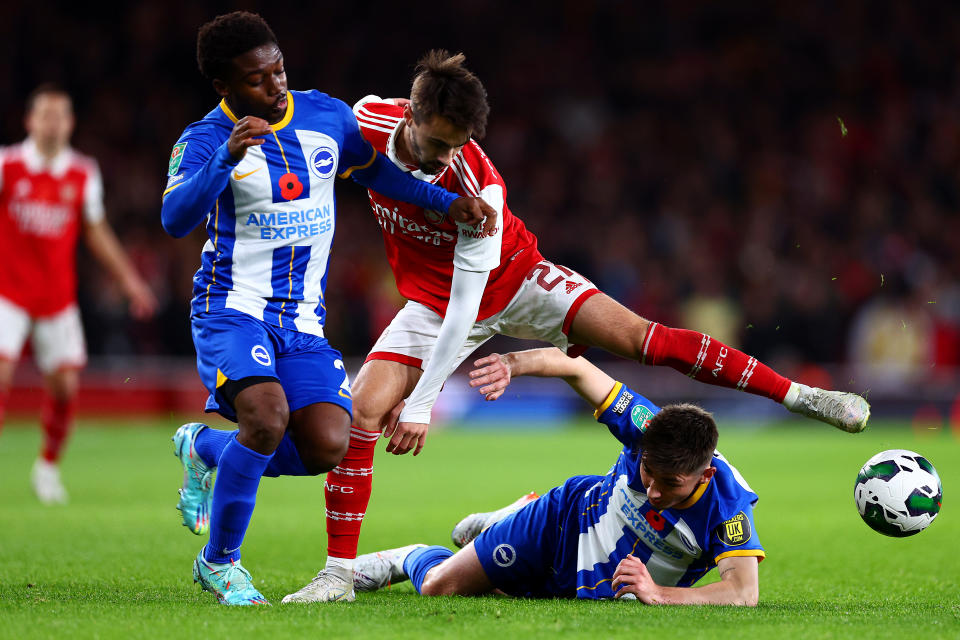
719, 566, 736, 578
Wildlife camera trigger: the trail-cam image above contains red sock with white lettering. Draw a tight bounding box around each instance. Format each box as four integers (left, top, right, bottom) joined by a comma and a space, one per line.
641, 322, 791, 402
40, 394, 76, 463
325, 427, 379, 560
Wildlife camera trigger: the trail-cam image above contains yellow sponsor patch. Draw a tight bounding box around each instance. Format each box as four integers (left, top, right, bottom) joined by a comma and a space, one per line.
716, 511, 751, 546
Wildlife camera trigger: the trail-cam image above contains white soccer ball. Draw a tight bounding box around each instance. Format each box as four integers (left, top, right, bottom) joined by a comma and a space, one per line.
854, 449, 942, 537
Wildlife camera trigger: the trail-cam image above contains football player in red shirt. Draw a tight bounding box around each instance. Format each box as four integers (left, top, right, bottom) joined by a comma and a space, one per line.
0, 85, 157, 503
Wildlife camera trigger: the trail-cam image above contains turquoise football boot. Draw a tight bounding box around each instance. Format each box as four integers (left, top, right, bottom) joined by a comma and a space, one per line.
173, 423, 214, 535
193, 549, 270, 606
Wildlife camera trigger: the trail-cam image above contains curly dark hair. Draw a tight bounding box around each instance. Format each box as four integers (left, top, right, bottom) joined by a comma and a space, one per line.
640, 404, 718, 475
196, 11, 279, 81
410, 50, 489, 139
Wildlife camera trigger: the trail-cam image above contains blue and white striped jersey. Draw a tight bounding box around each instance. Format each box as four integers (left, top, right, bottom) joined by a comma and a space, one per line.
161, 90, 456, 336
572, 383, 765, 599
163, 91, 374, 335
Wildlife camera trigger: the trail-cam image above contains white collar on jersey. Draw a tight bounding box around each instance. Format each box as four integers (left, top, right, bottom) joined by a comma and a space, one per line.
22, 136, 73, 177
385, 118, 448, 183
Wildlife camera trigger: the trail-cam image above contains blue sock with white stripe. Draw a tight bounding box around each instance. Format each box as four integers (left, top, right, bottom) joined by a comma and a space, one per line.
403, 545, 454, 594
205, 434, 273, 564
263, 432, 309, 477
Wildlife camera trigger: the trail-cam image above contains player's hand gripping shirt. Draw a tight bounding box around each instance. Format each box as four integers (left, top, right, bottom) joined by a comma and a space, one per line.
571, 383, 765, 599
354, 97, 543, 320
161, 91, 457, 336
0, 138, 105, 316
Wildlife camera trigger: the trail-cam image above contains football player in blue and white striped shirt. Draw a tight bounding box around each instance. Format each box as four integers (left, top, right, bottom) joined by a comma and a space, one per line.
161, 11, 494, 606
352, 347, 763, 606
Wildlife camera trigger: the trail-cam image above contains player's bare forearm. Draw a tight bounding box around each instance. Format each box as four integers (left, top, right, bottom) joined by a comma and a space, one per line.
471, 348, 616, 407
83, 221, 157, 318
612, 554, 758, 606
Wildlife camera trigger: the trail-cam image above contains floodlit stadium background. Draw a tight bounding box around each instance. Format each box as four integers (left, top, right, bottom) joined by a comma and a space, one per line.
2, 2, 958, 427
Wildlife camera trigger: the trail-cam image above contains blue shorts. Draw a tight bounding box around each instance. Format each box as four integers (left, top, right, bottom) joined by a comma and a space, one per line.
473, 475, 601, 598
191, 310, 352, 422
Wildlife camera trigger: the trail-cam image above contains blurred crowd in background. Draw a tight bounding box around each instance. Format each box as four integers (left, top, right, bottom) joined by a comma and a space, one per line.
2, 1, 958, 393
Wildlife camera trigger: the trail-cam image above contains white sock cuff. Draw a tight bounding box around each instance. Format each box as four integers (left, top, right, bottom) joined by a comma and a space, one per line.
325, 556, 355, 572
782, 382, 803, 409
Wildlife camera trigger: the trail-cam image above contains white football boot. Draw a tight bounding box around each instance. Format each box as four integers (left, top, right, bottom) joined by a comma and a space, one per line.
352, 544, 427, 592
451, 492, 539, 548
282, 566, 355, 603
31, 458, 68, 505
784, 383, 871, 433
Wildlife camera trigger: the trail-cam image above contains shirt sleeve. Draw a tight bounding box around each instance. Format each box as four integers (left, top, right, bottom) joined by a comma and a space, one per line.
348, 150, 458, 213
334, 98, 378, 177
398, 266, 489, 424
82, 160, 106, 224
594, 383, 661, 449
708, 504, 765, 565
160, 125, 236, 238
450, 144, 506, 272
453, 182, 503, 272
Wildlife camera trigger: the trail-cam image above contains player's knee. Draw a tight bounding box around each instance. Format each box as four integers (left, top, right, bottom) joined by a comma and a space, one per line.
236, 401, 289, 452
298, 429, 349, 475
418, 573, 447, 596
351, 398, 386, 432
419, 567, 461, 597
45, 370, 79, 402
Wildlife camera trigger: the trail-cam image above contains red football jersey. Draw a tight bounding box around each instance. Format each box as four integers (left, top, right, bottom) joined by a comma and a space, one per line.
0, 139, 104, 316
354, 98, 542, 320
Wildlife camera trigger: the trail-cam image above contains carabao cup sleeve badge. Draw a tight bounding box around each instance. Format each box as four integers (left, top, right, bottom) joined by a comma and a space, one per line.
168, 142, 187, 176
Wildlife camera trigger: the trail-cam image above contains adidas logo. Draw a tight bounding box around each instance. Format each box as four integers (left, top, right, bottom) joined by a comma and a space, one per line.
565, 281, 582, 294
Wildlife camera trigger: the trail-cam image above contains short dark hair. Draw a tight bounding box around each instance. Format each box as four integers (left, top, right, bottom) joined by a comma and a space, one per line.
641, 404, 718, 475
196, 11, 279, 81
410, 50, 489, 139
26, 83, 71, 113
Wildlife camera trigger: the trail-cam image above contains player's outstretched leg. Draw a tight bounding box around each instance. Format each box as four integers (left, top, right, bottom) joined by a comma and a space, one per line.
782, 383, 870, 433
192, 547, 269, 606
173, 423, 215, 535
352, 544, 429, 592
571, 295, 871, 433
451, 492, 539, 548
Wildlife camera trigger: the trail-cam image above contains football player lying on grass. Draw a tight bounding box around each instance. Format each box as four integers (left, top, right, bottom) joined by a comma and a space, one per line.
348, 348, 763, 606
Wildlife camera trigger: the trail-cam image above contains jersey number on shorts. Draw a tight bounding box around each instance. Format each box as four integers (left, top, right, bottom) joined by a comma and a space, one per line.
526, 262, 575, 292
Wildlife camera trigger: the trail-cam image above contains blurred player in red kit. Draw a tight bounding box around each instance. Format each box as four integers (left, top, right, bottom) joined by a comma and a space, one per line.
281, 51, 870, 603
0, 84, 157, 503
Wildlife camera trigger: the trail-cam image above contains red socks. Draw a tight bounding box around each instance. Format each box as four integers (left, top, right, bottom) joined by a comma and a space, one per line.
40, 395, 76, 463
325, 427, 379, 559
642, 322, 791, 403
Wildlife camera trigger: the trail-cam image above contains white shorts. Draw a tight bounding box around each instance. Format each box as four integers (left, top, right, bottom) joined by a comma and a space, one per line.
367, 260, 599, 370
0, 296, 86, 374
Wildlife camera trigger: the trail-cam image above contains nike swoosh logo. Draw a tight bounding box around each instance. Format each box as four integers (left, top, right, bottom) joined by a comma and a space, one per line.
232, 168, 261, 180
222, 546, 241, 554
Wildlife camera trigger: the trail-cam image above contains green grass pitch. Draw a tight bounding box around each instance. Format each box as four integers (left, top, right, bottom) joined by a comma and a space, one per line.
0, 416, 957, 639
